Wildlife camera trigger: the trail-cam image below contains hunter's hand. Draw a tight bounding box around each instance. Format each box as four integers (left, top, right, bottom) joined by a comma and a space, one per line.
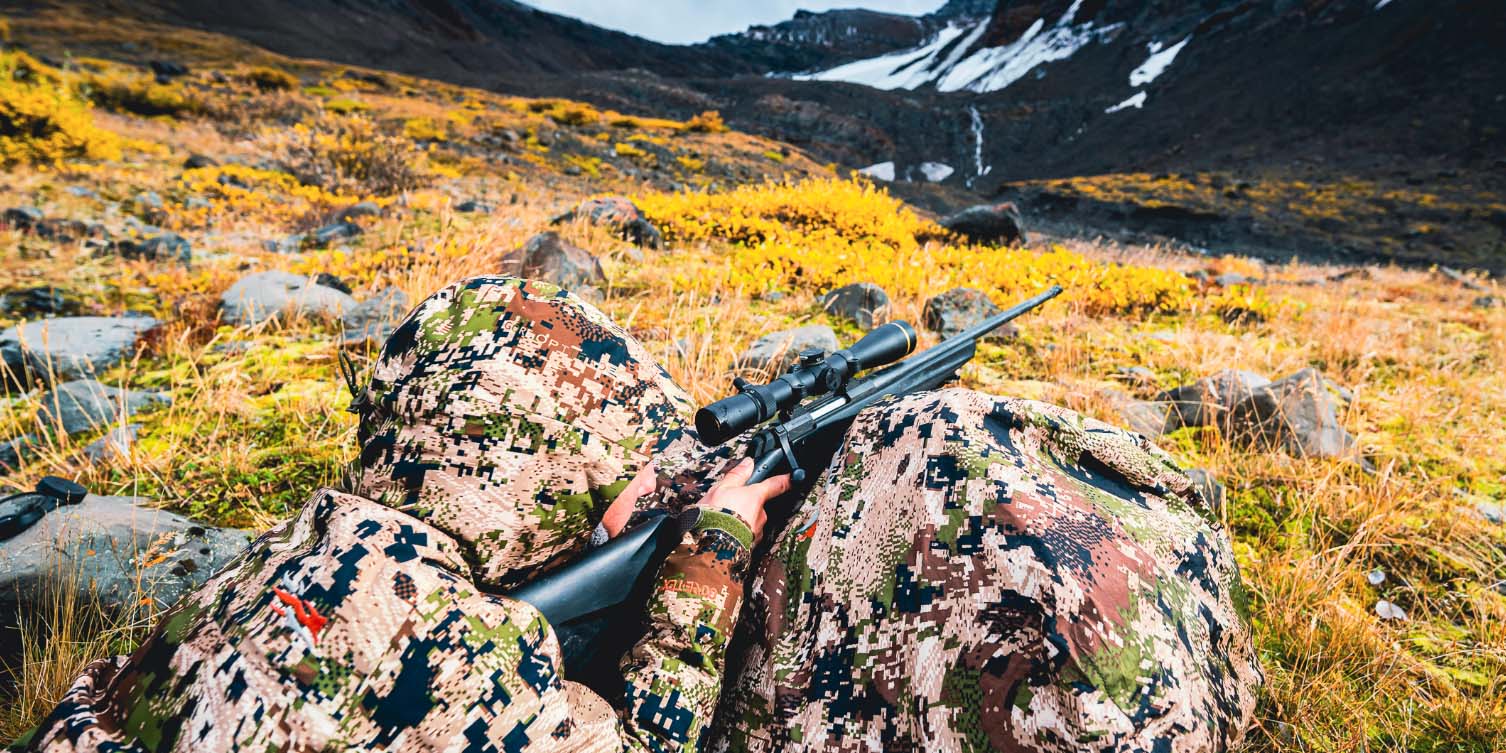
698, 457, 789, 544
602, 457, 790, 543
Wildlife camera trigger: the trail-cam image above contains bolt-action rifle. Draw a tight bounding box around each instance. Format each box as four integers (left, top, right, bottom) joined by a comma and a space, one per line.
508, 285, 1063, 676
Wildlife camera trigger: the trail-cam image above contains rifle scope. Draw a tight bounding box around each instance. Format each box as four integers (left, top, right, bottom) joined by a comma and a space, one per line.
696, 320, 917, 446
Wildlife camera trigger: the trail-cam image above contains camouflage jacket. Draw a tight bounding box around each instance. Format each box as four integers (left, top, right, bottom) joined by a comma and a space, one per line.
15, 489, 755, 752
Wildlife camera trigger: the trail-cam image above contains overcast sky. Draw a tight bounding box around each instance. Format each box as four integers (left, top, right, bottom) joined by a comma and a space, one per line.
521, 1, 949, 45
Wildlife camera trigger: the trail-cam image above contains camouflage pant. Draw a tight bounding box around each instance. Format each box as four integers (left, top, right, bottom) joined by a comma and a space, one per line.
17, 278, 1259, 752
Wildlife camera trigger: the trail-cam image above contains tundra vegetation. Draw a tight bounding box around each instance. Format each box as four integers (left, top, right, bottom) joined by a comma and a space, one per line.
0, 12, 1503, 752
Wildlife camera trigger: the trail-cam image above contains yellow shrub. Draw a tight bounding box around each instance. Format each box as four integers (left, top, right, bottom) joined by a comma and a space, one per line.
638, 178, 1191, 314
272, 115, 426, 195
241, 65, 299, 92
547, 102, 597, 127
403, 116, 447, 142
325, 97, 369, 114
684, 109, 727, 133
178, 163, 362, 224
0, 51, 121, 166
614, 141, 651, 163
87, 72, 197, 117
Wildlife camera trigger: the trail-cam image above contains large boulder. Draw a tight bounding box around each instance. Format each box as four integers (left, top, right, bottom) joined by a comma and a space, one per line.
220, 271, 358, 326
341, 287, 411, 347
500, 232, 607, 297
734, 324, 840, 373
0, 492, 250, 668
552, 196, 664, 249
0, 316, 160, 387
1159, 370, 1271, 431
37, 379, 169, 435
938, 202, 1028, 246
1226, 368, 1357, 459
922, 288, 1014, 340
821, 283, 891, 329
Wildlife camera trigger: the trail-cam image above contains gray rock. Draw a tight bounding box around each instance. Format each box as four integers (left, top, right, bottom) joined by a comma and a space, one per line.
938, 202, 1027, 246
123, 216, 162, 235
499, 232, 607, 293
1214, 273, 1252, 287
1476, 501, 1504, 525
341, 287, 411, 347
311, 221, 362, 247
83, 423, 141, 462
1117, 400, 1170, 438
3, 206, 44, 231
0, 433, 42, 470
336, 201, 381, 223
184, 196, 212, 210
455, 199, 494, 214
735, 324, 840, 373
133, 191, 164, 210
1116, 366, 1158, 387
1159, 369, 1271, 431
821, 283, 891, 329
264, 234, 306, 254
760, 291, 787, 303
1225, 368, 1357, 459
1186, 468, 1226, 514
219, 271, 357, 327
37, 380, 168, 435
922, 288, 1015, 340
0, 316, 160, 387
551, 197, 663, 249
0, 494, 250, 635
65, 186, 99, 199
1439, 266, 1486, 291
1474, 295, 1501, 309
183, 153, 219, 169
118, 232, 191, 263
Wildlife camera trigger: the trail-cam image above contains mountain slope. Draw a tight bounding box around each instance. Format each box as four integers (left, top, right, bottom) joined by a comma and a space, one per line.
6, 0, 1502, 269
1, 0, 758, 85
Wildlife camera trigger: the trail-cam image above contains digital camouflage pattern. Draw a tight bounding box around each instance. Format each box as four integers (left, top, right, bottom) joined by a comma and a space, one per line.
352, 276, 705, 589
15, 278, 753, 753
14, 276, 1259, 752
712, 390, 1261, 752
17, 489, 754, 752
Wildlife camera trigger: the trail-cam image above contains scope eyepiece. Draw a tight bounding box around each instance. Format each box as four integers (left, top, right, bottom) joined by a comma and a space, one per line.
694, 320, 919, 446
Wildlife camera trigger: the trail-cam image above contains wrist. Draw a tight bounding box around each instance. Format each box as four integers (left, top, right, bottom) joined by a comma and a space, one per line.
689, 507, 754, 551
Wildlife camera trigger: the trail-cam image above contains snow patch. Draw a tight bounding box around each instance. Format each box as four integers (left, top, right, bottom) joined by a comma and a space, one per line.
795, 1, 1115, 95
794, 25, 973, 90
858, 161, 896, 181
1129, 36, 1190, 87
918, 162, 955, 182
1375, 0, 1396, 8
1105, 91, 1148, 113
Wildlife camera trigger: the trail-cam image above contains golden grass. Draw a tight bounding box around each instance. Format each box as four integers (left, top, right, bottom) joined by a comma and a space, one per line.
1, 16, 1503, 752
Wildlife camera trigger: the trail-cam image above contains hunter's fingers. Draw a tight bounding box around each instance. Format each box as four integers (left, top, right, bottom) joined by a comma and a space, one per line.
713, 457, 755, 489
747, 473, 792, 502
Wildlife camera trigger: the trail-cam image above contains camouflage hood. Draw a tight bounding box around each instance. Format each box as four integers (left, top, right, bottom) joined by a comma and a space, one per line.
351, 276, 698, 587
